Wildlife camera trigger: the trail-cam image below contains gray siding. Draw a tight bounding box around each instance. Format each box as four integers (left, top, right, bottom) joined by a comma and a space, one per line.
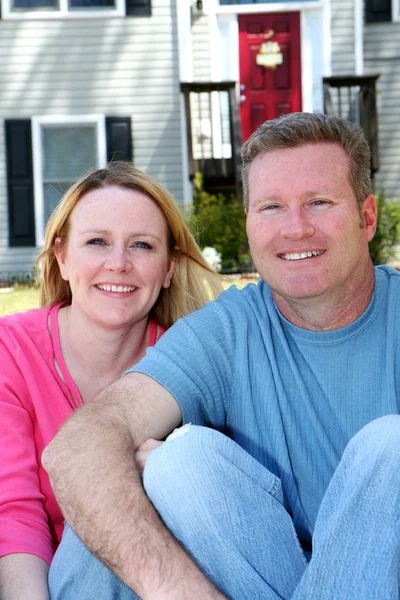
191, 11, 211, 81
364, 21, 400, 199
330, 0, 356, 74
0, 0, 183, 275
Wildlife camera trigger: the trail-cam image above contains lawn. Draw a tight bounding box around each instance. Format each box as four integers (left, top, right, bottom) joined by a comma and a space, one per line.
0, 287, 41, 317
0, 277, 259, 318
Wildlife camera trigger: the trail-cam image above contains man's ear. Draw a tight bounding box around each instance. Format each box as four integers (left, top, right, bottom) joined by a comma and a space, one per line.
54, 237, 69, 281
362, 194, 378, 242
162, 246, 180, 289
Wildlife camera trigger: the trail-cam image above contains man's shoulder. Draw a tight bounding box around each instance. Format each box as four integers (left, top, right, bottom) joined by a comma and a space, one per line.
374, 265, 400, 292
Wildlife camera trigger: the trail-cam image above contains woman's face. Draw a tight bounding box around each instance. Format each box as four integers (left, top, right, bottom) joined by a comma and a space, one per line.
56, 185, 176, 330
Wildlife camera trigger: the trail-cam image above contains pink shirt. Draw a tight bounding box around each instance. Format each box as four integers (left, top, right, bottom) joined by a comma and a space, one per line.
0, 303, 163, 565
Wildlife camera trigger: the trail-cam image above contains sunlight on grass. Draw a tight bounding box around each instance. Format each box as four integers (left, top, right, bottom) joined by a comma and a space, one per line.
0, 278, 260, 318
0, 287, 40, 317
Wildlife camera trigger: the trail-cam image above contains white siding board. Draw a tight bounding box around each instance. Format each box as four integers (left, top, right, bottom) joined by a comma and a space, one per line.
330, 0, 356, 74
191, 12, 211, 81
0, 0, 185, 274
364, 21, 400, 199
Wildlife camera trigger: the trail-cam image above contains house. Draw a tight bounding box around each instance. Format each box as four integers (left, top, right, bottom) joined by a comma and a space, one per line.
0, 0, 187, 278
0, 0, 398, 277
181, 0, 398, 200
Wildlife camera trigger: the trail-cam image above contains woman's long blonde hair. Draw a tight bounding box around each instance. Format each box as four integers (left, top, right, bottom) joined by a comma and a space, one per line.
36, 162, 223, 329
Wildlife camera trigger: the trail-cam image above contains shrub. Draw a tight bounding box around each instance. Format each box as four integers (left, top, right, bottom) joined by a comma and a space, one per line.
369, 192, 400, 265
186, 174, 250, 272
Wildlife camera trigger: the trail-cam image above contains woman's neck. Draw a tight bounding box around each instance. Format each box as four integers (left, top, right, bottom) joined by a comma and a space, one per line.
56, 304, 151, 401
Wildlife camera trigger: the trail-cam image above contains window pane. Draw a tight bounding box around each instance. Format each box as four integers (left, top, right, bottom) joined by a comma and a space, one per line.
42, 126, 97, 181
70, 0, 114, 8
44, 182, 73, 221
13, 0, 56, 8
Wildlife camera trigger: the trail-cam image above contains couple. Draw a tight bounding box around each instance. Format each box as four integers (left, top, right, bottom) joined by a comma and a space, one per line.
6, 112, 400, 599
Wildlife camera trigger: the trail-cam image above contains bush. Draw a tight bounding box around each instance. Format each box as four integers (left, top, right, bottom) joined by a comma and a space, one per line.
186, 174, 250, 272
369, 192, 400, 265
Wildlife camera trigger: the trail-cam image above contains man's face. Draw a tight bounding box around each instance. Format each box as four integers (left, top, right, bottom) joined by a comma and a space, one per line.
246, 143, 377, 310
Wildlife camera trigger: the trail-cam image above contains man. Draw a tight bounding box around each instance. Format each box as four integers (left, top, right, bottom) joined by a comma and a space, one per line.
44, 113, 400, 599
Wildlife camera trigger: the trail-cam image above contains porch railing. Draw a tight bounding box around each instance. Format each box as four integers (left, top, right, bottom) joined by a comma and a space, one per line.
323, 74, 380, 175
180, 81, 242, 199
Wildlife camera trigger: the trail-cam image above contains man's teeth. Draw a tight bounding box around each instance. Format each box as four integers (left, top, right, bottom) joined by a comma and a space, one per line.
96, 284, 136, 293
281, 250, 324, 261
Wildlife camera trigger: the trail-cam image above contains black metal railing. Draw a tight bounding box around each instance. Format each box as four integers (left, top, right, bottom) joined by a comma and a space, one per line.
323, 74, 380, 175
180, 81, 242, 199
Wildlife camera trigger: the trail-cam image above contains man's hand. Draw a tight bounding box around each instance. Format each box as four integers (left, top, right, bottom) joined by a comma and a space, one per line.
135, 438, 163, 474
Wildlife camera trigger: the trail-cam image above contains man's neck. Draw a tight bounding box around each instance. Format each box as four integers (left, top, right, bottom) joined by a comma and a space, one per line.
272, 264, 376, 332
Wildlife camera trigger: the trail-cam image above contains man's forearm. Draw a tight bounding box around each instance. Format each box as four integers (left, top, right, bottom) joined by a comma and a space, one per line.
43, 378, 226, 599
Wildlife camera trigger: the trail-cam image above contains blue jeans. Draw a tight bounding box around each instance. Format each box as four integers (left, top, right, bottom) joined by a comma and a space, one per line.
48, 416, 400, 599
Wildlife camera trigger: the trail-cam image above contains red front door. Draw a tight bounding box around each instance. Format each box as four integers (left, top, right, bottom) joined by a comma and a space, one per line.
239, 12, 302, 142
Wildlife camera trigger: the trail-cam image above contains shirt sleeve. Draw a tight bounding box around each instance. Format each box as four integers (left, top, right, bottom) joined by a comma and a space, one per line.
128, 291, 240, 431
0, 330, 54, 564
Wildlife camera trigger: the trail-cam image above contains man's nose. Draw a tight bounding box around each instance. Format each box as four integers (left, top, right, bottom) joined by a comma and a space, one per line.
280, 209, 315, 240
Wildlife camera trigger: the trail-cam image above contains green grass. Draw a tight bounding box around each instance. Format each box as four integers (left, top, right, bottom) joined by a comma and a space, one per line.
0, 278, 259, 318
0, 287, 40, 317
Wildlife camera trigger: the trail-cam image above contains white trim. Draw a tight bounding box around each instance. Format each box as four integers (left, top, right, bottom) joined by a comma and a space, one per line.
216, 1, 322, 16
392, 0, 400, 22
32, 114, 106, 246
2, 0, 124, 19
177, 0, 192, 205
300, 11, 313, 112
322, 0, 331, 77
177, 0, 194, 81
354, 0, 364, 74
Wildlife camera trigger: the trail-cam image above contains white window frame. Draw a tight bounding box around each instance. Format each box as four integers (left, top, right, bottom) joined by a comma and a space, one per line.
393, 0, 400, 22
32, 114, 107, 246
2, 0, 124, 20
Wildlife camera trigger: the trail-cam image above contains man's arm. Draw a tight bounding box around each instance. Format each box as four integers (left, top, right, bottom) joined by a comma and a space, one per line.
0, 554, 50, 600
43, 372, 226, 600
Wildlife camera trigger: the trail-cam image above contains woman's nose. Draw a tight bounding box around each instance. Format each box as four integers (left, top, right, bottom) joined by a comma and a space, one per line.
105, 247, 132, 272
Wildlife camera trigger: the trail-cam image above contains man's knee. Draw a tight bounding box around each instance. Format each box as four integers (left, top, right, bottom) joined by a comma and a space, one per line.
346, 415, 400, 469
143, 425, 224, 500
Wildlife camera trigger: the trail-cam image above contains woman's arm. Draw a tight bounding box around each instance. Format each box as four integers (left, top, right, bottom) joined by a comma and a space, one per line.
0, 554, 49, 600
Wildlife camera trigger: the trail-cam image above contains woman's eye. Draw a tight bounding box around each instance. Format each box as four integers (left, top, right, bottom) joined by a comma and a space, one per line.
87, 238, 105, 245
133, 241, 152, 249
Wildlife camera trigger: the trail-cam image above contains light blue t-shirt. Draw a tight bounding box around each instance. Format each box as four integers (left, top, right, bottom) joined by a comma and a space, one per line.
130, 265, 400, 546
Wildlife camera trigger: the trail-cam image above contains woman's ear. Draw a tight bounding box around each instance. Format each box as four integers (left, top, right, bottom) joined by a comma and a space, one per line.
162, 246, 180, 289
54, 237, 69, 281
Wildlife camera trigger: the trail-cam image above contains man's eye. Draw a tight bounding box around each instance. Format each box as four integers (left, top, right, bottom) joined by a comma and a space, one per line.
262, 204, 280, 211
133, 241, 151, 249
87, 238, 105, 245
311, 200, 329, 206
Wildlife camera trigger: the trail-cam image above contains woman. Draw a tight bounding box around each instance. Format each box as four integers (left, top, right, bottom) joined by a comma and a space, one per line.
0, 162, 222, 599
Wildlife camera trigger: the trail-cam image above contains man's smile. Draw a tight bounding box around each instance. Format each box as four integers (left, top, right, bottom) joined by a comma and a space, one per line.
278, 250, 326, 261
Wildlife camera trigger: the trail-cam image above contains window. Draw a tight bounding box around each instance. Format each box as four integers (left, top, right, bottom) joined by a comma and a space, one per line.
365, 0, 392, 22
2, 0, 150, 19
32, 116, 107, 245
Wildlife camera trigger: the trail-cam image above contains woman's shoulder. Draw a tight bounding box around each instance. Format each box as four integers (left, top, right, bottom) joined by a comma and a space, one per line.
0, 304, 61, 351
0, 305, 50, 330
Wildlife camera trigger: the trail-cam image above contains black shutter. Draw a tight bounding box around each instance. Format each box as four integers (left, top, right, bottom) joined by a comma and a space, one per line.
5, 119, 35, 247
125, 0, 151, 16
365, 0, 391, 23
106, 117, 133, 162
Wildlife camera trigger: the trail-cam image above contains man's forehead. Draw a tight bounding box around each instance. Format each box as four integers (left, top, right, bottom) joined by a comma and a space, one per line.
247, 143, 352, 204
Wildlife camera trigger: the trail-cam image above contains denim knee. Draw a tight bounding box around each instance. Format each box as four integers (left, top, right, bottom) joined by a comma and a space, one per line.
143, 425, 220, 499
345, 415, 400, 470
